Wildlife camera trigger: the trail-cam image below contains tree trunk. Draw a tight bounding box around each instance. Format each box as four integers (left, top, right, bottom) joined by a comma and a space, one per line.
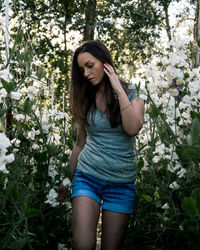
163, 1, 172, 42
194, 0, 200, 65
6, 97, 13, 140
83, 0, 97, 41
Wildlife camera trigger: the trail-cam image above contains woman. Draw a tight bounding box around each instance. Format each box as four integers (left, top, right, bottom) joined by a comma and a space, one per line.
59, 40, 144, 250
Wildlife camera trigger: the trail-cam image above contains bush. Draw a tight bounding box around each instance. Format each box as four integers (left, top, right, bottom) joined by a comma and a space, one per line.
0, 21, 73, 249
125, 39, 200, 249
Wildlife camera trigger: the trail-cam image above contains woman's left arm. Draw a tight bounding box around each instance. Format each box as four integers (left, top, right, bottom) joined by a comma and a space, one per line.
104, 63, 145, 136
117, 90, 144, 136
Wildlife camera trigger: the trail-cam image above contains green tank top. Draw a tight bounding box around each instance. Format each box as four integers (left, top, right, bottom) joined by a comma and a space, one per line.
77, 85, 138, 183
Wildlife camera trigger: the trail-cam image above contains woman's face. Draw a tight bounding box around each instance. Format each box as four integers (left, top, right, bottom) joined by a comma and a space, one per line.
77, 52, 105, 86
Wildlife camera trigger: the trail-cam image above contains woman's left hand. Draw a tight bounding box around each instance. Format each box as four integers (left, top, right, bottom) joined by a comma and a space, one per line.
104, 64, 124, 94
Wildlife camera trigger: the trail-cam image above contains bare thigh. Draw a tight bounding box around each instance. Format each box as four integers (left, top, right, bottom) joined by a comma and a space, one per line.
101, 209, 131, 250
72, 196, 100, 250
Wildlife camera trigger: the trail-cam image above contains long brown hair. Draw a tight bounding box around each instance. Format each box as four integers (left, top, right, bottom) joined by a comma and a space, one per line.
69, 40, 128, 128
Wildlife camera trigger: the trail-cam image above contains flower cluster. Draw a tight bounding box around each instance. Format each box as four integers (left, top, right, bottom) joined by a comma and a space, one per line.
0, 132, 15, 174
136, 38, 200, 216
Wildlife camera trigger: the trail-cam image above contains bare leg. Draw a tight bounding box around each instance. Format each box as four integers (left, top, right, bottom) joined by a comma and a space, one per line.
101, 209, 131, 250
72, 196, 100, 250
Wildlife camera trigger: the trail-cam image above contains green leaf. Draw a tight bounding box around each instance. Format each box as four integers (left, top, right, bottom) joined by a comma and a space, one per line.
183, 147, 200, 161
143, 194, 153, 203
25, 208, 41, 218
10, 238, 29, 250
47, 144, 62, 157
191, 118, 200, 145
137, 157, 144, 170
23, 98, 34, 114
37, 68, 47, 80
154, 191, 160, 199
176, 146, 200, 162
1, 78, 16, 93
0, 108, 7, 117
181, 197, 198, 217
190, 111, 200, 121
16, 30, 23, 43
194, 188, 200, 211
148, 103, 162, 119
25, 62, 30, 76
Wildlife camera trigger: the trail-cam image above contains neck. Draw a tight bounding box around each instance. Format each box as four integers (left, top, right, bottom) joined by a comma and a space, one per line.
97, 81, 105, 94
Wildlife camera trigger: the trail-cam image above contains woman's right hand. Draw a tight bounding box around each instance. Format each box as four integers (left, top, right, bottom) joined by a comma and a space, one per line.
57, 182, 68, 204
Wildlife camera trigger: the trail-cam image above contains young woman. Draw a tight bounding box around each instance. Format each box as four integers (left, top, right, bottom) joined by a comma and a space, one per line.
59, 40, 144, 250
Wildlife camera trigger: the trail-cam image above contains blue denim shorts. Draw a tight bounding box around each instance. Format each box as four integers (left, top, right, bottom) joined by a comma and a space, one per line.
71, 170, 136, 214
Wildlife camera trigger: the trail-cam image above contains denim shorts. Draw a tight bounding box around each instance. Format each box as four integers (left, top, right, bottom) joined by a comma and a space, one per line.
71, 170, 136, 214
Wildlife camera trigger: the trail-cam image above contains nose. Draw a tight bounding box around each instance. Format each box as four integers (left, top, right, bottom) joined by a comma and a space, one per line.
84, 68, 91, 78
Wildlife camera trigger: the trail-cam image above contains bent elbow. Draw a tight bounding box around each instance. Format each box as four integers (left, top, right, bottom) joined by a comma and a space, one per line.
126, 121, 144, 137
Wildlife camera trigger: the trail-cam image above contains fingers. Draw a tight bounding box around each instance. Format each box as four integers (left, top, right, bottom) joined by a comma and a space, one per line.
56, 184, 68, 203
104, 63, 115, 76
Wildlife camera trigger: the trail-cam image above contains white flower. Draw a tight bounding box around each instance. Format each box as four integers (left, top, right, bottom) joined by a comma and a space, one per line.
27, 128, 40, 140
0, 88, 7, 102
32, 143, 39, 150
162, 203, 170, 209
0, 132, 11, 153
152, 155, 160, 163
189, 80, 200, 94
35, 109, 40, 118
58, 243, 68, 250
139, 94, 147, 100
154, 143, 166, 155
169, 181, 180, 190
63, 177, 71, 187
0, 134, 15, 174
179, 225, 184, 231
65, 149, 72, 155
169, 38, 186, 49
26, 86, 39, 99
177, 168, 186, 178
161, 56, 168, 65
45, 188, 59, 207
0, 163, 9, 174
160, 80, 169, 88
192, 67, 200, 78
41, 123, 50, 134
182, 111, 190, 120
48, 169, 58, 181
170, 88, 179, 97
182, 95, 191, 104
3, 177, 8, 189
0, 69, 10, 81
15, 114, 25, 121
0, 15, 4, 25
172, 152, 179, 161
54, 134, 61, 144
11, 91, 22, 100
11, 138, 21, 147
179, 102, 187, 110
166, 66, 184, 79
5, 153, 15, 163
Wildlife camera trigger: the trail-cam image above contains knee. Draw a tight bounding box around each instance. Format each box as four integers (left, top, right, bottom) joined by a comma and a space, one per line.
73, 236, 96, 250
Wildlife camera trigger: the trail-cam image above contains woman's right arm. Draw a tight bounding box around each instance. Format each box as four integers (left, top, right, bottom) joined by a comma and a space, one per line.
57, 123, 86, 203
69, 123, 87, 175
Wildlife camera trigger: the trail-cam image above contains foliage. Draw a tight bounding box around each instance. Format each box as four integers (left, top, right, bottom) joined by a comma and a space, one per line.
124, 38, 200, 249
0, 20, 73, 249
1, 1, 200, 249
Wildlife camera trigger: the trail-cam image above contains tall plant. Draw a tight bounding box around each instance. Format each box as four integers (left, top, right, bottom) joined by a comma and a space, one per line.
125, 38, 200, 249
0, 15, 73, 249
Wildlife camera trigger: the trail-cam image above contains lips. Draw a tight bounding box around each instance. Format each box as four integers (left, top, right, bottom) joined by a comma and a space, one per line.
88, 77, 95, 81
